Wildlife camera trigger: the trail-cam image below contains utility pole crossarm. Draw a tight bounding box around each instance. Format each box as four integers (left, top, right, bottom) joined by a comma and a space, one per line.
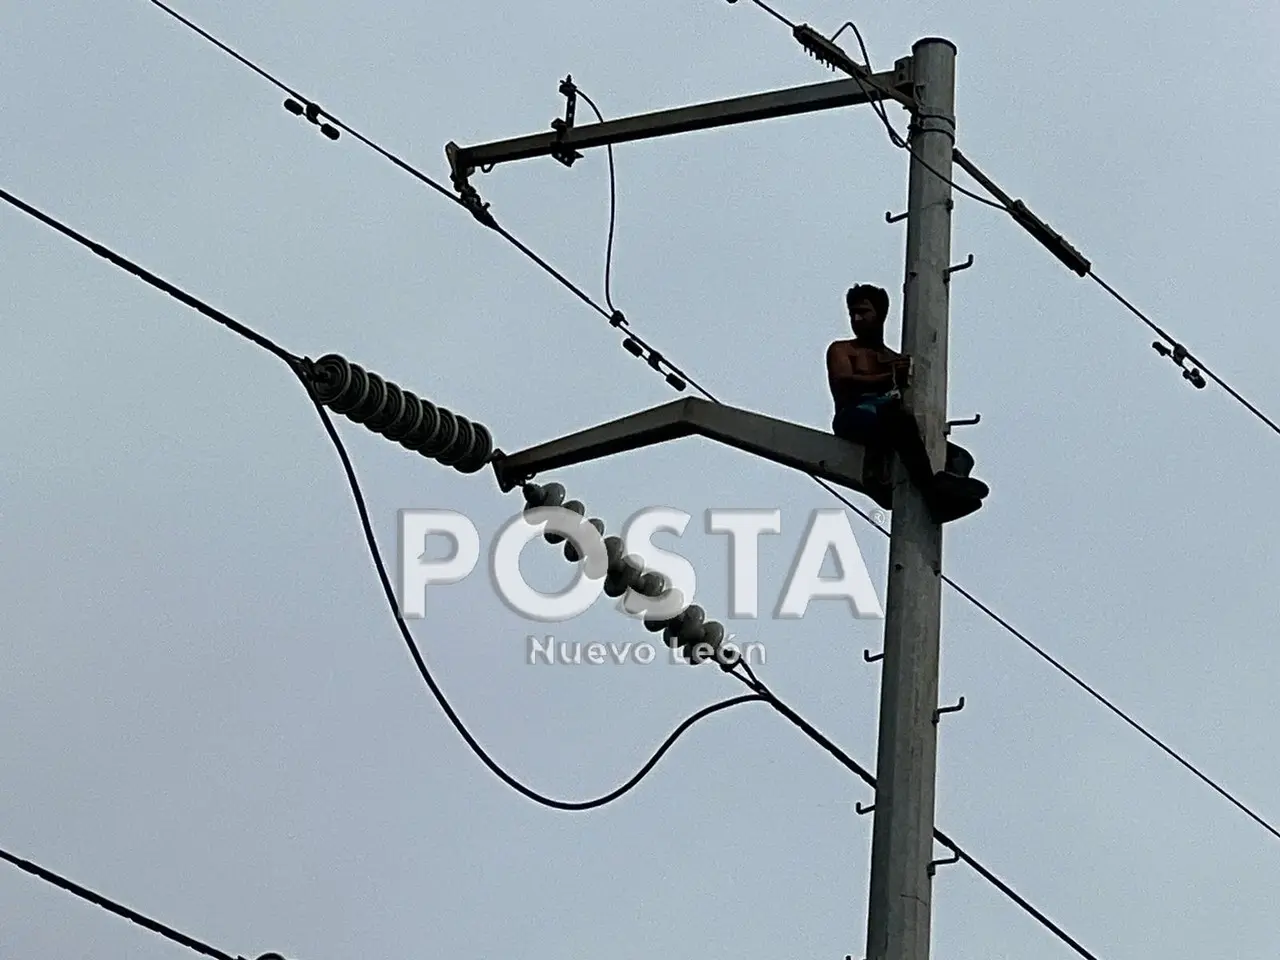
446, 62, 913, 181
490, 397, 890, 501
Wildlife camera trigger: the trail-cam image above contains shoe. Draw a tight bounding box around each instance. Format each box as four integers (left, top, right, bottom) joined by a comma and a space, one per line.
931, 471, 989, 501
926, 472, 989, 524
928, 494, 983, 524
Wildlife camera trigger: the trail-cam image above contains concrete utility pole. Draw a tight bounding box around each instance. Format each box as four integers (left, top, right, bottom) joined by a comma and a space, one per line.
864, 38, 957, 960
446, 35, 978, 960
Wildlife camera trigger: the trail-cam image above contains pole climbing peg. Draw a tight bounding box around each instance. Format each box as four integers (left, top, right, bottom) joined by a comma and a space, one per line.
943, 253, 975, 278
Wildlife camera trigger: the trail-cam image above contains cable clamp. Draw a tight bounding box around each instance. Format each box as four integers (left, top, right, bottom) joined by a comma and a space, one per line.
457, 184, 497, 229
551, 74, 583, 168
283, 98, 339, 140
1152, 340, 1206, 389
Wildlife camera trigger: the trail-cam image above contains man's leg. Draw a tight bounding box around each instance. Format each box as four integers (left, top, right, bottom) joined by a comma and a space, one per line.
832, 405, 875, 444
880, 404, 936, 489
880, 403, 988, 522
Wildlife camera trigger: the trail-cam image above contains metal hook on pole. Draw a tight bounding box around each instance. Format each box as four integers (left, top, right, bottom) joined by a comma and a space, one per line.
932, 696, 965, 723
943, 253, 975, 278
885, 209, 908, 224
927, 845, 960, 877
943, 413, 981, 436
856, 801, 875, 815
864, 648, 884, 663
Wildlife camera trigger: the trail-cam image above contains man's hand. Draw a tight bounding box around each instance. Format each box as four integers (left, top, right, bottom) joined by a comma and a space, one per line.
890, 357, 913, 388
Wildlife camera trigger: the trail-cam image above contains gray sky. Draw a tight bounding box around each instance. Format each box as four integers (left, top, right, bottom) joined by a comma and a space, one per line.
3, 1, 1279, 958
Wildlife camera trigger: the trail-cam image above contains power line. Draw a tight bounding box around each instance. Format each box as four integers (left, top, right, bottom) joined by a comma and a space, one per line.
938, 573, 1280, 843
1087, 271, 1280, 438
733, 0, 796, 30
143, 0, 459, 211
132, 0, 1280, 851
0, 15, 1196, 954
950, 151, 1280, 437
810, 471, 1280, 845
0, 186, 299, 369
0, 844, 256, 960
726, 667, 1102, 960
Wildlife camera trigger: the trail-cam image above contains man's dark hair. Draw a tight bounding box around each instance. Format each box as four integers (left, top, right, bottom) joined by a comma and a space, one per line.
847, 284, 889, 323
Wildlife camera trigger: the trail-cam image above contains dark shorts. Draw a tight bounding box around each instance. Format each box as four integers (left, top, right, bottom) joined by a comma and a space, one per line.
832, 393, 898, 442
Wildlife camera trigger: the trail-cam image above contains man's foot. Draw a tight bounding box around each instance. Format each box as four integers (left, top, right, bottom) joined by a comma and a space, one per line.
932, 472, 989, 500
928, 493, 984, 524
926, 472, 989, 524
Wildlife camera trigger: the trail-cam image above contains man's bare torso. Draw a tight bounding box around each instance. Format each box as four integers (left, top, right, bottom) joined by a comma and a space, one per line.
827, 339, 904, 407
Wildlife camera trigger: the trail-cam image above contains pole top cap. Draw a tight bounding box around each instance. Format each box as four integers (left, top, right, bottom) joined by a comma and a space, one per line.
912, 36, 957, 54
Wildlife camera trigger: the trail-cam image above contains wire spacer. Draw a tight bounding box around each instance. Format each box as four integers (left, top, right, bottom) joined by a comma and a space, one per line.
283, 98, 339, 139
1152, 341, 1206, 388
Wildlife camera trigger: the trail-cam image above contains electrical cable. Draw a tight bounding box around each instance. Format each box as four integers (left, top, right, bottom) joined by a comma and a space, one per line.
0, 186, 300, 370
143, 0, 461, 210
726, 668, 1103, 960
573, 86, 620, 314
808, 471, 1280, 843
0, 845, 241, 960
1087, 271, 1280, 438
824, 20, 1007, 210
947, 154, 1278, 433
937, 572, 1280, 843
828, 21, 905, 149
133, 0, 1280, 854
736, 0, 797, 30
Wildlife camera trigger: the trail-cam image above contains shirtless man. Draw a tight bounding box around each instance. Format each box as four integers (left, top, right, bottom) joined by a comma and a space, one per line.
827, 283, 986, 523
